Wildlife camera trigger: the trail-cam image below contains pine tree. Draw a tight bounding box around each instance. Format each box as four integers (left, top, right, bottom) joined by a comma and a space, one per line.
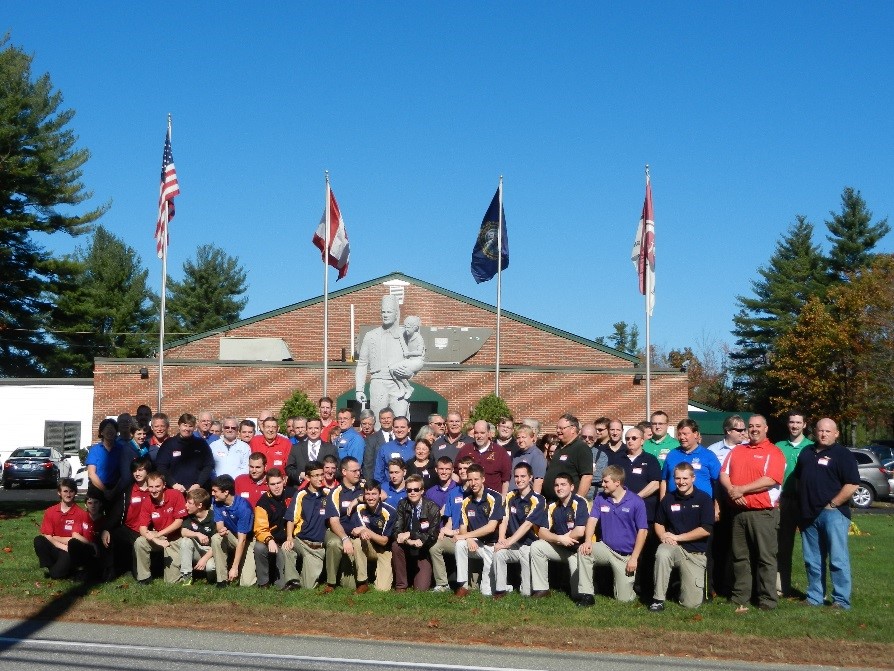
49, 226, 157, 376
166, 244, 248, 338
730, 216, 828, 411
0, 37, 106, 374
825, 187, 890, 282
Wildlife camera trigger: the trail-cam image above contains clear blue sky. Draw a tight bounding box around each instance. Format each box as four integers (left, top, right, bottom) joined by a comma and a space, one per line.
7, 4, 893, 358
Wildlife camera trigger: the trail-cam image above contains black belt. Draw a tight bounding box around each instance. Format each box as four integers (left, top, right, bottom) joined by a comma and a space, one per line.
299, 539, 323, 549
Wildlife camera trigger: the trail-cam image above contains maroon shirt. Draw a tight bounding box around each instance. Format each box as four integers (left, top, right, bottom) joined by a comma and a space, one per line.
456, 442, 512, 492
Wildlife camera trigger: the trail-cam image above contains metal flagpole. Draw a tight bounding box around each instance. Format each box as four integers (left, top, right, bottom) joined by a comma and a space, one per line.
157, 114, 172, 413
322, 171, 330, 398
644, 164, 651, 420
495, 176, 503, 397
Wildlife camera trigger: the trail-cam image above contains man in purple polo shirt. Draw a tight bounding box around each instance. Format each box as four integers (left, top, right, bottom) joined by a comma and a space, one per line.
576, 465, 648, 605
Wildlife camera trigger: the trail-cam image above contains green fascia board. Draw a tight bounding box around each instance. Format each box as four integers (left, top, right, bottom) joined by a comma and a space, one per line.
164, 271, 640, 364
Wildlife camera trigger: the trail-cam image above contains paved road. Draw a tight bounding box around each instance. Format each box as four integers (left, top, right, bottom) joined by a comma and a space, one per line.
0, 619, 879, 671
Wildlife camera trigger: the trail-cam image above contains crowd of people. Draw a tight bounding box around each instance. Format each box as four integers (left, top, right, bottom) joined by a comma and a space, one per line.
34, 399, 860, 612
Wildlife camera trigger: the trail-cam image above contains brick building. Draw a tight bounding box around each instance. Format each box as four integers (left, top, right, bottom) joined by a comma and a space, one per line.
93, 272, 687, 432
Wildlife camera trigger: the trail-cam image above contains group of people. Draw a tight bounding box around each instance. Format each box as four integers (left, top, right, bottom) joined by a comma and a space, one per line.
34, 399, 859, 612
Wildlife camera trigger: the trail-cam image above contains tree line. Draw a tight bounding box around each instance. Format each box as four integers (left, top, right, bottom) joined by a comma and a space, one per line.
1, 37, 247, 377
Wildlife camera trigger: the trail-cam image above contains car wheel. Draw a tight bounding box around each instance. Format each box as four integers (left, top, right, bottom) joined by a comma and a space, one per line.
851, 483, 876, 508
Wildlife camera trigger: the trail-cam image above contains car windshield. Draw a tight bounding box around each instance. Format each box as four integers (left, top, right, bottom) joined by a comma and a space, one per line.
11, 448, 51, 459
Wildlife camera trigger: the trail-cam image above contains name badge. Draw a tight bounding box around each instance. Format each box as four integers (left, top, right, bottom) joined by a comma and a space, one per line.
467, 510, 476, 518
632, 467, 642, 474
240, 492, 250, 498
361, 515, 370, 524
391, 452, 400, 458
600, 506, 610, 513
319, 508, 326, 515
420, 521, 430, 530
64, 520, 74, 528
818, 457, 830, 466
510, 506, 517, 514
671, 504, 681, 512
454, 496, 463, 504
131, 497, 142, 504
559, 455, 568, 461
693, 463, 702, 470
172, 451, 181, 457
274, 460, 283, 466
342, 500, 350, 508
151, 511, 160, 519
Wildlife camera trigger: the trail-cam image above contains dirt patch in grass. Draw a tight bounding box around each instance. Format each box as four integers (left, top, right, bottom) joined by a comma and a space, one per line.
1, 595, 889, 668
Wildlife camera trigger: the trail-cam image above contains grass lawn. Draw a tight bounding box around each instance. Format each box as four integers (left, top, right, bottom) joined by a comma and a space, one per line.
1, 500, 891, 667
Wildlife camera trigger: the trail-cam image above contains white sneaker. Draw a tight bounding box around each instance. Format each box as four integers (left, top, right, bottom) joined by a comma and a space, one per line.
432, 585, 450, 592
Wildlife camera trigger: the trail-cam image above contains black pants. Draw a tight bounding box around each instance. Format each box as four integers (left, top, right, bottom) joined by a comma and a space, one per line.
34, 536, 96, 579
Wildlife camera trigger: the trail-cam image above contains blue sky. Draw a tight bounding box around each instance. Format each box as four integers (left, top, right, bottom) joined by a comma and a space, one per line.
7, 4, 893, 358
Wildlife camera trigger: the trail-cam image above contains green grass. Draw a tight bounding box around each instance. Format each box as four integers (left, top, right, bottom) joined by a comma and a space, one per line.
1, 500, 892, 646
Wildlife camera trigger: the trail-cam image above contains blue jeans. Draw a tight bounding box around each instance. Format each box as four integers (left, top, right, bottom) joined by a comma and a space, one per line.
801, 508, 852, 609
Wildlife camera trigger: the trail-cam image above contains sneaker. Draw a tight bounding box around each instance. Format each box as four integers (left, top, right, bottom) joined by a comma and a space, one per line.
431, 585, 450, 592
649, 601, 665, 612
180, 574, 193, 586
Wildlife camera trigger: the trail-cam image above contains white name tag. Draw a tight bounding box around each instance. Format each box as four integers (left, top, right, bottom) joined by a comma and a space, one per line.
600, 506, 610, 513
671, 504, 681, 512
131, 497, 142, 504
818, 457, 830, 466
172, 451, 181, 457
240, 492, 250, 498
467, 510, 476, 518
420, 521, 430, 530
559, 455, 568, 461
693, 463, 702, 470
632, 467, 642, 475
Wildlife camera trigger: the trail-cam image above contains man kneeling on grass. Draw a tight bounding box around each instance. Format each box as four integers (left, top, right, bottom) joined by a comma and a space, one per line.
34, 477, 96, 580
134, 472, 187, 584
211, 474, 256, 587
650, 461, 714, 611
178, 488, 216, 584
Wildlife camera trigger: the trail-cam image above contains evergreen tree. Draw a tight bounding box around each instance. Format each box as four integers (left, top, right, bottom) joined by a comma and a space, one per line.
166, 244, 248, 338
595, 321, 639, 354
469, 393, 514, 427
730, 216, 827, 411
49, 226, 157, 376
825, 187, 890, 282
0, 37, 106, 374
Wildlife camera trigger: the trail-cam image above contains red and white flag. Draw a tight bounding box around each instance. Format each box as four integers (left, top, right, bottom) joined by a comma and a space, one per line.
313, 186, 350, 279
155, 122, 180, 259
631, 169, 655, 316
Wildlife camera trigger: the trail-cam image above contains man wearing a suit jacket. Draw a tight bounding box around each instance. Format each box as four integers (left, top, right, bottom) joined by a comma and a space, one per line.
362, 408, 395, 479
286, 419, 337, 486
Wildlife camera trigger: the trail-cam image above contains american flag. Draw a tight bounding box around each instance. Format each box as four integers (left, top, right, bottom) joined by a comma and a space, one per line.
155, 123, 180, 258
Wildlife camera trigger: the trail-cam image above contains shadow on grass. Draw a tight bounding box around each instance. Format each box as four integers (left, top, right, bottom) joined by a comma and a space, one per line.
0, 579, 93, 652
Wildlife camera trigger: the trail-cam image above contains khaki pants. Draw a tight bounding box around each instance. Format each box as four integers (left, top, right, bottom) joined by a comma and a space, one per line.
179, 536, 216, 580
352, 537, 393, 591
493, 543, 532, 595
530, 539, 579, 595
653, 544, 707, 608
254, 540, 299, 587
295, 538, 326, 588
134, 535, 182, 583
210, 531, 257, 586
578, 541, 636, 602
430, 536, 457, 587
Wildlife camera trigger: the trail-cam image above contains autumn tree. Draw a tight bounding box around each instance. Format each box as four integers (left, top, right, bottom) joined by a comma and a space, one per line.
0, 37, 106, 374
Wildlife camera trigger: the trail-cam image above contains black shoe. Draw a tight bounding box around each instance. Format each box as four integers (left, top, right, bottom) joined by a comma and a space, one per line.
137, 578, 152, 586
649, 601, 665, 612
216, 581, 228, 589
280, 579, 300, 591
575, 594, 595, 607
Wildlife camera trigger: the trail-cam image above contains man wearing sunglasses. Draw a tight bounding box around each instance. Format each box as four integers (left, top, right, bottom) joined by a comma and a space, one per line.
210, 417, 251, 479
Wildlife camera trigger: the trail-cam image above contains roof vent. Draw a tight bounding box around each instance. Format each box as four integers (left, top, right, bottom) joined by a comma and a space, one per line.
383, 279, 410, 305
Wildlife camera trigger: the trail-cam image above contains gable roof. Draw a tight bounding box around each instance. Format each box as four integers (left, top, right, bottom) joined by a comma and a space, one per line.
166, 271, 640, 363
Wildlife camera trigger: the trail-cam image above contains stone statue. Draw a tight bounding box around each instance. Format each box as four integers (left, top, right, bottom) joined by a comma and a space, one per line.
355, 295, 425, 422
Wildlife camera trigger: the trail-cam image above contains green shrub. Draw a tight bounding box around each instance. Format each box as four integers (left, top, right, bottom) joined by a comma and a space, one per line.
278, 389, 319, 431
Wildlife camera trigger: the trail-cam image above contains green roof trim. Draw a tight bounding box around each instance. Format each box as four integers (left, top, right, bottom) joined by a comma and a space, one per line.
688, 400, 724, 413
165, 271, 639, 363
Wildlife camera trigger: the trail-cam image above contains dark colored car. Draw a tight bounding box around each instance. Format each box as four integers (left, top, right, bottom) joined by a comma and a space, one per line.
2, 447, 73, 488
849, 448, 892, 508
864, 444, 894, 463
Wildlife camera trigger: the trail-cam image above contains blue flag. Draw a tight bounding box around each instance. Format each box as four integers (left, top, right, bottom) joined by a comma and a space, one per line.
471, 187, 509, 283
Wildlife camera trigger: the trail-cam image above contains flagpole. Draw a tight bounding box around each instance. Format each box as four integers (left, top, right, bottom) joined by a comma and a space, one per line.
495, 176, 503, 397
644, 164, 652, 420
157, 114, 172, 414
323, 171, 331, 398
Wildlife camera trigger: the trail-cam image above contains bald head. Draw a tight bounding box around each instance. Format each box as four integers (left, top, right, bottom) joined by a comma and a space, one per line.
815, 418, 839, 446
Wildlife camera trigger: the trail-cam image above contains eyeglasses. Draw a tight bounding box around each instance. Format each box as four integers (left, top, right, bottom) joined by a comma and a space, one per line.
432, 421, 445, 425
223, 425, 239, 430
405, 487, 422, 493
732, 427, 746, 432
651, 421, 667, 426
556, 425, 571, 431
625, 436, 642, 441
581, 435, 596, 442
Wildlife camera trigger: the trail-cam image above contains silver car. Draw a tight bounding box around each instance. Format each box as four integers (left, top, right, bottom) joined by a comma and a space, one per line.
849, 448, 892, 508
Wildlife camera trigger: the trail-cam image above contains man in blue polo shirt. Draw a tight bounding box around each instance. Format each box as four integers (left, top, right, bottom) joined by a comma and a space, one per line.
453, 464, 503, 597
493, 462, 548, 597
282, 461, 329, 590
650, 462, 714, 611
374, 416, 415, 484
794, 418, 860, 610
322, 457, 365, 593
660, 419, 721, 503
209, 474, 255, 587
577, 465, 648, 605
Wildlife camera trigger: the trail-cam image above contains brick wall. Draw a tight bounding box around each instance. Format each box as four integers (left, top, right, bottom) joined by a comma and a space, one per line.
94, 278, 687, 433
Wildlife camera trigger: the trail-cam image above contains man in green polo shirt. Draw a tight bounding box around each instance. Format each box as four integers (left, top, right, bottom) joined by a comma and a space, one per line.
644, 411, 680, 467
775, 410, 814, 597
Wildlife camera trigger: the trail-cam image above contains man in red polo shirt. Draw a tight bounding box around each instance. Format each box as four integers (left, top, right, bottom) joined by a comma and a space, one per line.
34, 478, 95, 579
133, 471, 188, 584
250, 417, 291, 472
719, 414, 785, 612
456, 420, 511, 494
235, 453, 269, 507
